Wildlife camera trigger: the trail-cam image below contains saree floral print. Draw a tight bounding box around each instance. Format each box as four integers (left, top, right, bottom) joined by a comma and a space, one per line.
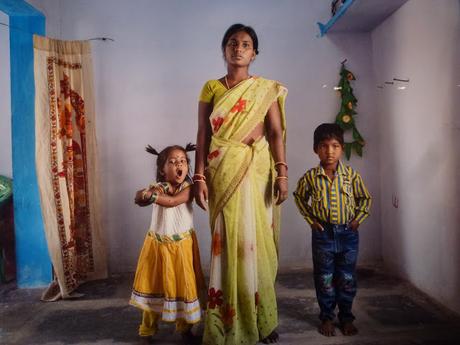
202, 77, 287, 345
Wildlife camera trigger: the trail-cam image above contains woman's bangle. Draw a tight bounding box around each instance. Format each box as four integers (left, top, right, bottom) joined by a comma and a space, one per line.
193, 179, 206, 183
274, 162, 288, 170
275, 176, 288, 180
193, 173, 206, 180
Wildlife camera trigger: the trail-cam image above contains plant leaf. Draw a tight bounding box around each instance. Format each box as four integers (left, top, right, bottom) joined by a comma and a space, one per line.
345, 143, 352, 160
354, 142, 363, 157
352, 126, 363, 141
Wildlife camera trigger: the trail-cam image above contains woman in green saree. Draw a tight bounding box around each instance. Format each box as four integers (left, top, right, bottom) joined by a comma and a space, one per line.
194, 24, 288, 345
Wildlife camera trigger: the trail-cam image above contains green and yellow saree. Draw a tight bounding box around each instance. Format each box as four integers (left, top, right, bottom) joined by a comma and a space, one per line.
202, 77, 287, 345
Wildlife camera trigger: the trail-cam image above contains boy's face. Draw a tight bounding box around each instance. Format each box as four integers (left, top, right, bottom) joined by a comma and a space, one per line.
161, 149, 189, 186
315, 138, 343, 167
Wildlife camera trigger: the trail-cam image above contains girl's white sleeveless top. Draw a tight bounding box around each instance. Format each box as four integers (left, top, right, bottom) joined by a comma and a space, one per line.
149, 201, 193, 236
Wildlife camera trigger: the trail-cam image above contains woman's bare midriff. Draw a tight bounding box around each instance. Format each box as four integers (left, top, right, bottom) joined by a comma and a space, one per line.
242, 122, 264, 145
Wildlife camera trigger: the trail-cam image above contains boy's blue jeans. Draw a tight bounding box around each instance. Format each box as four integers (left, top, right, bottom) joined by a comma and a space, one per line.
312, 223, 359, 323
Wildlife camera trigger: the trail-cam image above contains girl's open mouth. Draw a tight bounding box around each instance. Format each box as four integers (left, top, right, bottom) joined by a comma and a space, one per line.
176, 169, 183, 178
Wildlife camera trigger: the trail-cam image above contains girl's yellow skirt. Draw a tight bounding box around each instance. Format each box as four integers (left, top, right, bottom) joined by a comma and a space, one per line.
130, 229, 205, 324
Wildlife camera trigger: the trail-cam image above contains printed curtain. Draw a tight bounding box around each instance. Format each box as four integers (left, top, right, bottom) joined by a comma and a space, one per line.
34, 36, 107, 300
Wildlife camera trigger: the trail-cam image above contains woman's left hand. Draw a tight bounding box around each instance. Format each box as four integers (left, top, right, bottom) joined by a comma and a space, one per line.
274, 178, 288, 205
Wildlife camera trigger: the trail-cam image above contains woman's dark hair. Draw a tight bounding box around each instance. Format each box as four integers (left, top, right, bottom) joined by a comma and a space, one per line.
145, 143, 196, 182
313, 123, 344, 150
221, 23, 259, 55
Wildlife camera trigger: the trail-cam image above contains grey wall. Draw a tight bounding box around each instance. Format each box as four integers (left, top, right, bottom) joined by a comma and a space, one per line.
0, 11, 11, 178
24, 0, 381, 272
372, 0, 460, 314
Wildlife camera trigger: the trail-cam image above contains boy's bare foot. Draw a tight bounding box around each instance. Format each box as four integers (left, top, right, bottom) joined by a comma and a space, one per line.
340, 321, 358, 336
261, 330, 279, 343
318, 319, 335, 336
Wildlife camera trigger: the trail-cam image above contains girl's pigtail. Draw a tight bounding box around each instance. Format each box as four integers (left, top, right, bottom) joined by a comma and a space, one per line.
146, 144, 159, 156
185, 143, 196, 152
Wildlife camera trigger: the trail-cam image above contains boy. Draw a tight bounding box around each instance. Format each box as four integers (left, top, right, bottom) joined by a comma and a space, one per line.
293, 123, 371, 337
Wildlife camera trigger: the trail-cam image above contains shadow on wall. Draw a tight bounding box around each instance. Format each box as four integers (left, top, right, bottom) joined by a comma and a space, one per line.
373, 65, 404, 277
448, 22, 460, 301
367, 0, 460, 313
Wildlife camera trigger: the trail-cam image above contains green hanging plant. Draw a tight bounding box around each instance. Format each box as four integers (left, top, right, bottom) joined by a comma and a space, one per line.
335, 62, 365, 160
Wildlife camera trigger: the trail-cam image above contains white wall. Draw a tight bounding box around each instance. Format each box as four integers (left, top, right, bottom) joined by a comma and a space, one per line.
0, 12, 12, 178
26, 0, 381, 272
372, 0, 460, 313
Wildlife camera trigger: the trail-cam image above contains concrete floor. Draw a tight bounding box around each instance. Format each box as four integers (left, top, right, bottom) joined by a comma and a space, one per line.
1, 266, 460, 345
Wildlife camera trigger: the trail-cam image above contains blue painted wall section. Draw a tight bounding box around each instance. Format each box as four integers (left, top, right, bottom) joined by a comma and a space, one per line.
0, 0, 52, 287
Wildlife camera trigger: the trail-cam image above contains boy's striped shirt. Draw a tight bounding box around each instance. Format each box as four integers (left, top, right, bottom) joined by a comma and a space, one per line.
293, 162, 371, 225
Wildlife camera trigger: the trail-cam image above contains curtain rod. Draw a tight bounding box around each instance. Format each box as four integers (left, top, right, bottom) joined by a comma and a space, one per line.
0, 22, 114, 42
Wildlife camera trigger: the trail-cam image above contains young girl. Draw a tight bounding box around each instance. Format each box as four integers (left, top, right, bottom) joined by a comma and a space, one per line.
194, 24, 288, 345
130, 143, 205, 344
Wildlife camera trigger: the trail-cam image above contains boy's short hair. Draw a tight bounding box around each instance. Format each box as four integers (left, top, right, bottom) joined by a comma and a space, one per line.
313, 123, 344, 150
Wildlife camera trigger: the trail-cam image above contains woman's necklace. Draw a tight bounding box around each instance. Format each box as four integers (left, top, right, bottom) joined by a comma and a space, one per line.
224, 75, 251, 90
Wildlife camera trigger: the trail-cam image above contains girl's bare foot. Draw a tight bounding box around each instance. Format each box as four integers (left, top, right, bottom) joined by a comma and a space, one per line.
261, 330, 279, 343
340, 321, 358, 336
318, 319, 336, 336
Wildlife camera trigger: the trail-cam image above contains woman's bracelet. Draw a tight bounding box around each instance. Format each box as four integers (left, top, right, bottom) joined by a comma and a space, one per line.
275, 176, 288, 180
274, 161, 288, 170
193, 173, 206, 180
194, 179, 207, 183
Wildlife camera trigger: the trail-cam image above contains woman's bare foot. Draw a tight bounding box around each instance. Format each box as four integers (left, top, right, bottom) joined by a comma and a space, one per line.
261, 330, 279, 343
318, 319, 336, 336
340, 321, 358, 336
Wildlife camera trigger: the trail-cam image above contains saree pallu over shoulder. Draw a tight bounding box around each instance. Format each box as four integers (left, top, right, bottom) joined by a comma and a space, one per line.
203, 77, 287, 345
210, 77, 287, 142
207, 77, 287, 230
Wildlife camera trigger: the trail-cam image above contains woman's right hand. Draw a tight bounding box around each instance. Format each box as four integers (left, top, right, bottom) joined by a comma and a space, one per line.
194, 181, 208, 211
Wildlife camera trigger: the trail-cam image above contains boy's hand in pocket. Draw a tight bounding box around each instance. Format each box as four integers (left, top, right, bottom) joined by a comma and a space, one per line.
311, 221, 324, 232
349, 219, 360, 231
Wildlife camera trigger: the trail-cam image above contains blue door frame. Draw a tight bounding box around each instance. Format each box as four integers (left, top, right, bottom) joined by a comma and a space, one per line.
0, 0, 51, 287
